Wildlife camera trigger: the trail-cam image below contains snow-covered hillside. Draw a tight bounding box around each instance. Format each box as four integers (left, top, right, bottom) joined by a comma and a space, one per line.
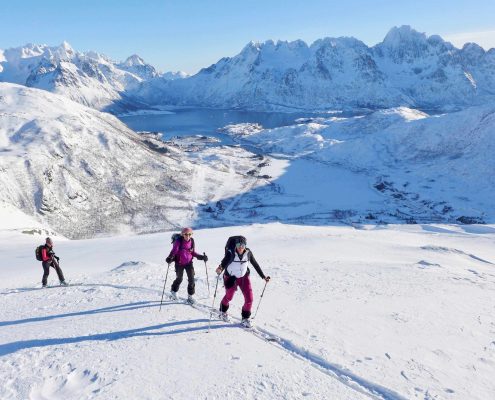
212, 106, 495, 225
1, 219, 494, 400
135, 26, 495, 111
0, 83, 274, 238
0, 43, 163, 111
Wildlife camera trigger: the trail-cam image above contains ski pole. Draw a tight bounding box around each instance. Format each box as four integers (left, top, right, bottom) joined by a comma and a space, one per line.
159, 262, 171, 312
208, 273, 221, 332
203, 252, 210, 297
252, 279, 269, 320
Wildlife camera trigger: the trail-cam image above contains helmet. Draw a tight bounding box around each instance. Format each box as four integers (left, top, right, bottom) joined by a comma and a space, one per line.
46, 237, 53, 246
181, 227, 193, 234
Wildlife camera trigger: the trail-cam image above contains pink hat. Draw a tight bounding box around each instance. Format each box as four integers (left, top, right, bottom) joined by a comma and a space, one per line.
181, 227, 193, 234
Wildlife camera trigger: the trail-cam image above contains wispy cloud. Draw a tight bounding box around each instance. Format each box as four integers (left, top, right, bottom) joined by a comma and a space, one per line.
443, 30, 495, 50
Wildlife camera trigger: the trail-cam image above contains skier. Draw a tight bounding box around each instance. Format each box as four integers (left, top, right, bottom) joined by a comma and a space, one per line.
40, 237, 67, 287
166, 227, 208, 304
215, 236, 270, 327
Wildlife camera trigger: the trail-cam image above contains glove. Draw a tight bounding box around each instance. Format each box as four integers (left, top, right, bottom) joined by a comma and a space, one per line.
215, 266, 223, 275
264, 276, 271, 282
202, 254, 208, 262
55, 256, 60, 261
166, 256, 173, 264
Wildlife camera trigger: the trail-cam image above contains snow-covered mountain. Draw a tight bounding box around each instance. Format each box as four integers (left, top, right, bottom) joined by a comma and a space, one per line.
0, 83, 268, 238
0, 43, 162, 112
135, 26, 495, 111
3, 26, 494, 113
211, 105, 495, 225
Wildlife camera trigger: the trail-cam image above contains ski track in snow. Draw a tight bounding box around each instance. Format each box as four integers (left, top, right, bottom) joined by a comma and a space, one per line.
2, 224, 495, 399
420, 245, 494, 265
188, 296, 406, 400
1, 280, 404, 400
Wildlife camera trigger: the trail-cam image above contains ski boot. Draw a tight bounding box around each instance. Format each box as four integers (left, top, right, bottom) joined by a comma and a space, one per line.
241, 318, 252, 329
169, 291, 178, 300
220, 312, 230, 322
187, 295, 195, 305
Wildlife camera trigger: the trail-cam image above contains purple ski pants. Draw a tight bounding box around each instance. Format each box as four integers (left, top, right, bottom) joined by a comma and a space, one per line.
220, 274, 253, 317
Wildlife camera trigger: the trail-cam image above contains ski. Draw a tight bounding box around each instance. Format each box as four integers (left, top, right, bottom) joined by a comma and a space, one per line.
206, 305, 281, 342
170, 294, 281, 343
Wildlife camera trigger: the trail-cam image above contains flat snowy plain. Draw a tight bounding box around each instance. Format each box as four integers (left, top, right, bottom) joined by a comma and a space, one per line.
1, 205, 494, 399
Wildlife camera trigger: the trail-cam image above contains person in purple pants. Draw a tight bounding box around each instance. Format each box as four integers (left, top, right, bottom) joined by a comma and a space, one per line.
215, 237, 270, 327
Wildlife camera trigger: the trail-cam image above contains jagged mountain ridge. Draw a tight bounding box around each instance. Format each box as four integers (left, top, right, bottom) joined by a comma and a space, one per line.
2, 26, 495, 113
135, 25, 495, 111
0, 43, 186, 112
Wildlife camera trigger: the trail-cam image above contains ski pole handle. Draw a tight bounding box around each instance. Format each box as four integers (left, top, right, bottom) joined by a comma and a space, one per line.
203, 252, 210, 296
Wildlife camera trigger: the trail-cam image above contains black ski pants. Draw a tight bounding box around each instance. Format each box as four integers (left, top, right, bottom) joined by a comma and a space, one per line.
171, 263, 195, 295
42, 260, 65, 285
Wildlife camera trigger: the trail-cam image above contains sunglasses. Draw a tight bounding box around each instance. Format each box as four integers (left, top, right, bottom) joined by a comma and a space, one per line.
183, 233, 193, 237
235, 243, 245, 247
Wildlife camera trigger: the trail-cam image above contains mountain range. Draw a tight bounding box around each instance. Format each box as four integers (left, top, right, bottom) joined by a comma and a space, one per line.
2, 26, 495, 112
0, 42, 184, 112
135, 25, 495, 111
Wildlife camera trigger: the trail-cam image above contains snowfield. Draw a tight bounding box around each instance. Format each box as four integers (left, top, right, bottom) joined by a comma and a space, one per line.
1, 209, 494, 399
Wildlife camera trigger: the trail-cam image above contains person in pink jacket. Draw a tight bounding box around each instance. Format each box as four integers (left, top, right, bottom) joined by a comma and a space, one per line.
166, 227, 207, 304
41, 237, 67, 287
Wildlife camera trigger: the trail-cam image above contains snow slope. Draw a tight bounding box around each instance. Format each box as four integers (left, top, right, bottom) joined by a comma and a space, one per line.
1, 218, 494, 399
0, 83, 274, 238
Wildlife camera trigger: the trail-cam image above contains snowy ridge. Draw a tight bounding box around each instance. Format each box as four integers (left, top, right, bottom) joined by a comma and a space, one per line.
134, 25, 495, 111
0, 43, 163, 111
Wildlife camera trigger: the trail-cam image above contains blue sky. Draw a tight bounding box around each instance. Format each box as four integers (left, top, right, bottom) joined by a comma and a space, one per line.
2, 0, 495, 73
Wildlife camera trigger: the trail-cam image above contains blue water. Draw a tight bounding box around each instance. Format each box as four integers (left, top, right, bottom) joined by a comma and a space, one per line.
118, 108, 347, 143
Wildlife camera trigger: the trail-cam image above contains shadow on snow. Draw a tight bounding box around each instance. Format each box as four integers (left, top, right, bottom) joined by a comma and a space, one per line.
0, 317, 233, 357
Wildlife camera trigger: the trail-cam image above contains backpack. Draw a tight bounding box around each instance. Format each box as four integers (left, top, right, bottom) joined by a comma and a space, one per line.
224, 236, 247, 256
35, 245, 44, 261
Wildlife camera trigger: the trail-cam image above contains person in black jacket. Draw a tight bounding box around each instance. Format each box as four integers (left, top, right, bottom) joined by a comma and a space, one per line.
215, 237, 270, 327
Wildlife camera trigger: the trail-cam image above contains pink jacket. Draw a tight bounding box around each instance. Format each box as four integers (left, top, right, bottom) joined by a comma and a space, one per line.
168, 238, 200, 266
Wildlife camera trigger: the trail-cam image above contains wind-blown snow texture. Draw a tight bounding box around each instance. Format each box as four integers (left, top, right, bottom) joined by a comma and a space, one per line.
135, 26, 495, 111
1, 215, 494, 400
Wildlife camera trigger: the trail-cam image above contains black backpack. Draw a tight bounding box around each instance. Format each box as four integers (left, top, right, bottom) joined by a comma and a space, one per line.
35, 245, 44, 261
224, 236, 246, 256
